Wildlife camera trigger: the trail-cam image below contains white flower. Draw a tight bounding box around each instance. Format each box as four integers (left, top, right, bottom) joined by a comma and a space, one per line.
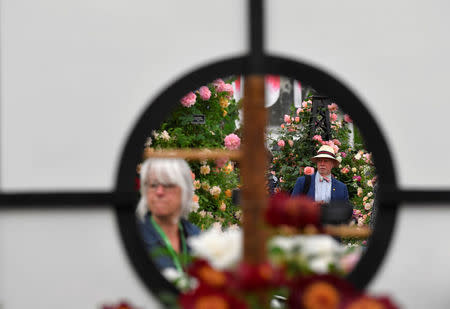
152, 130, 159, 139
269, 235, 344, 274
301, 235, 343, 274
160, 130, 170, 141
161, 267, 191, 291
144, 137, 152, 147
354, 153, 362, 160
367, 192, 373, 197
188, 227, 242, 270
191, 201, 199, 212
209, 186, 221, 197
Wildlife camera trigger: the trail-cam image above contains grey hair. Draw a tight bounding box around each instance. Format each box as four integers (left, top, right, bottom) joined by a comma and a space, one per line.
136, 158, 194, 222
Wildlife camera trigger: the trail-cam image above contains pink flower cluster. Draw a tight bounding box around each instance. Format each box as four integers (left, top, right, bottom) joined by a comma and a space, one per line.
284, 114, 291, 124
312, 135, 322, 142
328, 103, 338, 112
353, 175, 362, 182
304, 166, 315, 175
341, 167, 350, 174
344, 114, 353, 123
322, 140, 339, 153
214, 78, 234, 98
224, 133, 241, 150
332, 139, 341, 146
198, 86, 211, 101
180, 92, 197, 107
277, 140, 285, 148
330, 113, 338, 122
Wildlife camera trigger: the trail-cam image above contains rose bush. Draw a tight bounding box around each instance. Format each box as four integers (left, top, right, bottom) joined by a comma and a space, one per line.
141, 78, 241, 230
268, 97, 376, 231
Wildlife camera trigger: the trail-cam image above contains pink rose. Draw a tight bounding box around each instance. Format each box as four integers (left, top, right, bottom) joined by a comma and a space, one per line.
215, 157, 228, 168
344, 114, 353, 123
288, 127, 295, 132
212, 79, 225, 89
330, 113, 338, 122
304, 166, 315, 175
216, 83, 234, 97
288, 140, 294, 147
302, 101, 308, 108
180, 92, 196, 107
341, 167, 349, 174
294, 116, 300, 123
296, 108, 302, 115
224, 133, 241, 150
277, 140, 285, 148
198, 86, 211, 100
353, 175, 362, 182
327, 103, 338, 112
312, 135, 322, 142
332, 139, 341, 146
340, 251, 361, 273
280, 124, 285, 129
284, 114, 291, 123
341, 152, 347, 158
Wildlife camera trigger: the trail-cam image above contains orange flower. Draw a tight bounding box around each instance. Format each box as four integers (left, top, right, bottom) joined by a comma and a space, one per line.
303, 282, 340, 309
195, 295, 228, 309
192, 194, 199, 203
225, 189, 232, 198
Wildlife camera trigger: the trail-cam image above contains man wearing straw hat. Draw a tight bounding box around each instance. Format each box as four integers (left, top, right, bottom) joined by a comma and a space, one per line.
292, 145, 349, 203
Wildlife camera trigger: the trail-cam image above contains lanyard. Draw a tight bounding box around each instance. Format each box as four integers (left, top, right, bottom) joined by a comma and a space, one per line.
150, 216, 187, 274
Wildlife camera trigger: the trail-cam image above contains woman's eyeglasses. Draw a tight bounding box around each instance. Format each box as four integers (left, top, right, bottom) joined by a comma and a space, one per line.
146, 182, 178, 191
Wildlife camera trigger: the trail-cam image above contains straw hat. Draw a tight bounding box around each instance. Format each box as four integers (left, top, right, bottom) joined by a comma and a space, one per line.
311, 145, 339, 166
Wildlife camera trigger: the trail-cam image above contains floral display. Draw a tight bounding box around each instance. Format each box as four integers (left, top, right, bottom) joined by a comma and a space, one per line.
142, 78, 241, 230
171, 213, 397, 309
268, 98, 377, 232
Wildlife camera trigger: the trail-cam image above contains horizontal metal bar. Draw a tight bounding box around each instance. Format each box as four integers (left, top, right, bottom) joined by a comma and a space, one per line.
379, 189, 450, 204
0, 191, 137, 209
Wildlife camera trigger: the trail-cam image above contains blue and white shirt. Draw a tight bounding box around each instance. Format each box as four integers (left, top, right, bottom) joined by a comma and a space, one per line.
315, 174, 332, 202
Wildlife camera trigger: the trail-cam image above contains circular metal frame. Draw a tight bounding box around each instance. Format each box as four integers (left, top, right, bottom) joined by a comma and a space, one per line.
114, 55, 398, 303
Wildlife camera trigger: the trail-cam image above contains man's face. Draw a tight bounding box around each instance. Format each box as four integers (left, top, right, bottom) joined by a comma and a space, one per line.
316, 158, 335, 176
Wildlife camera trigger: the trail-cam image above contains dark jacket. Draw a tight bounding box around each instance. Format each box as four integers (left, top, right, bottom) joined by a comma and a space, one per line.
291, 172, 349, 201
138, 213, 200, 270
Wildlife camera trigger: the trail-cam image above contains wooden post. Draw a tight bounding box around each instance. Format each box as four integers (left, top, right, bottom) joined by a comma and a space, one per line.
240, 75, 268, 264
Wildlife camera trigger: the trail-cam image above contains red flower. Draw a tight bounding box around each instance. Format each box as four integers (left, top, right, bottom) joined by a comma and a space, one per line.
342, 295, 399, 309
179, 285, 247, 309
187, 259, 231, 290
265, 193, 321, 228
288, 275, 358, 309
231, 261, 285, 290
134, 177, 140, 191
102, 301, 139, 309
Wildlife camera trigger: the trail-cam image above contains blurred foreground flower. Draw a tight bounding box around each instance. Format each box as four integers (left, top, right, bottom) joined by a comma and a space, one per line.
188, 226, 242, 270
265, 193, 320, 228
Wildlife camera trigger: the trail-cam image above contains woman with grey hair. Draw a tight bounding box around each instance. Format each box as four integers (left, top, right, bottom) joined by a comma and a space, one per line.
137, 158, 200, 273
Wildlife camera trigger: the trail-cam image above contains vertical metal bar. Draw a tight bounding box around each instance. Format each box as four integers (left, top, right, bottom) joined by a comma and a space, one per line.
248, 0, 264, 73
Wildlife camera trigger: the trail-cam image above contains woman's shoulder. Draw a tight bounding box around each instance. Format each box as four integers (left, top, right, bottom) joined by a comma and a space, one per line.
181, 218, 201, 236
